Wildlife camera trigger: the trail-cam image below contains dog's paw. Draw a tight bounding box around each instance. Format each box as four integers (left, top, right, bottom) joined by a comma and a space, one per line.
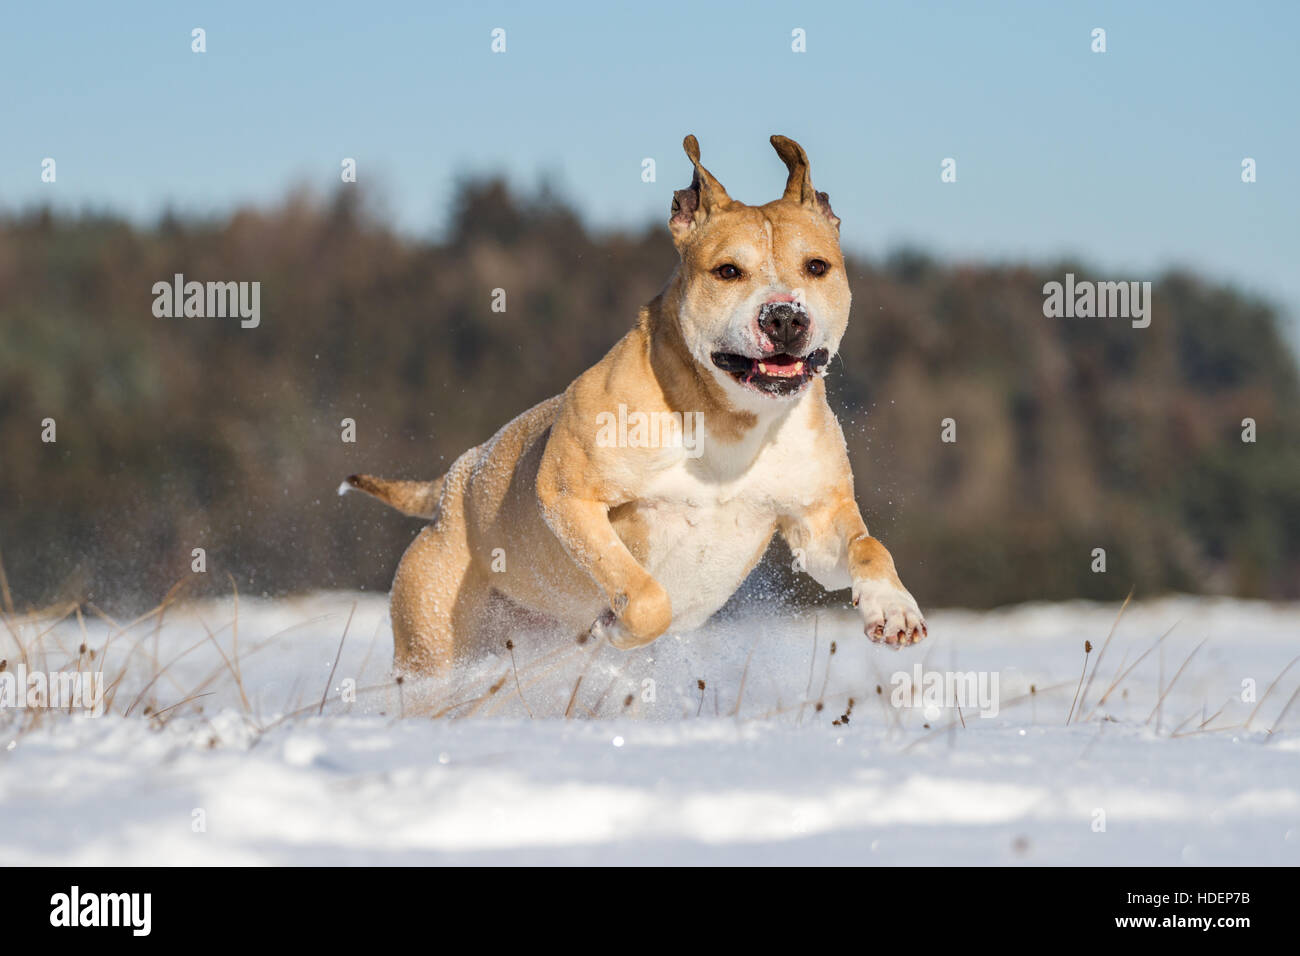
593, 577, 672, 650
852, 578, 926, 649
589, 608, 632, 650
589, 607, 659, 651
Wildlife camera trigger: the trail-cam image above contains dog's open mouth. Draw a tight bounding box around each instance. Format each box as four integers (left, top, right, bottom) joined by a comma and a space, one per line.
711, 348, 830, 396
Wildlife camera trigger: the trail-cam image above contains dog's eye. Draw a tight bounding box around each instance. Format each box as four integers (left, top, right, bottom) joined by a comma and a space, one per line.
713, 263, 742, 280
806, 258, 829, 277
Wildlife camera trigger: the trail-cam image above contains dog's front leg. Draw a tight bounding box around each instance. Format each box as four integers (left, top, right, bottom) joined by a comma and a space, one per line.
782, 496, 926, 649
536, 487, 672, 651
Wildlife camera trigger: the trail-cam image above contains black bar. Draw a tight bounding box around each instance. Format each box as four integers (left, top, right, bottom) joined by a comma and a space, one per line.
1, 866, 1277, 942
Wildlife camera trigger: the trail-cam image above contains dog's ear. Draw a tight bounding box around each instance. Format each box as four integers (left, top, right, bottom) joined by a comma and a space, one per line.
771, 135, 840, 231
669, 135, 731, 246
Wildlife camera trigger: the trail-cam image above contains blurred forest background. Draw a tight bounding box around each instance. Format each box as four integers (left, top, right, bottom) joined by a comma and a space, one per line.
1, 181, 1298, 613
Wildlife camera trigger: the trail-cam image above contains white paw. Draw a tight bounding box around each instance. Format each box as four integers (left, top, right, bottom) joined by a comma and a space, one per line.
852, 578, 926, 649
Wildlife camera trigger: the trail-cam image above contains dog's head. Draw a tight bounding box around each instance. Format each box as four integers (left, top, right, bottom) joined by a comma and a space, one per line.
667, 134, 849, 404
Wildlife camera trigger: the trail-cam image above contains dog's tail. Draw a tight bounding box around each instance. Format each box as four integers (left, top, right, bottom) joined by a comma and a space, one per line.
339, 473, 445, 520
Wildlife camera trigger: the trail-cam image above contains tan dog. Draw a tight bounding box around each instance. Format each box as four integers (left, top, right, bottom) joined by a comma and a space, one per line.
344, 135, 926, 674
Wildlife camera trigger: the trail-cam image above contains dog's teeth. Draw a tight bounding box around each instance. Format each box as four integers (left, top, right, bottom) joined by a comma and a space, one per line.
758, 362, 768, 373
794, 361, 804, 374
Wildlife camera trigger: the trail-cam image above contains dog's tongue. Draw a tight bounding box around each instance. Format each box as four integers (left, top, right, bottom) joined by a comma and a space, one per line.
756, 354, 804, 378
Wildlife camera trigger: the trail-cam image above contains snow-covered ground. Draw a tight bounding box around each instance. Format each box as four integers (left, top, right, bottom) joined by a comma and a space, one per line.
0, 592, 1297, 865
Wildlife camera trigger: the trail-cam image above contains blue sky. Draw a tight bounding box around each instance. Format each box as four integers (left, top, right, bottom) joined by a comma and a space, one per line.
4, 0, 1298, 339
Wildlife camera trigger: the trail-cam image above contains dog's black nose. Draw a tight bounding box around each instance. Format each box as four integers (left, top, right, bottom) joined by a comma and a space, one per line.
757, 302, 810, 350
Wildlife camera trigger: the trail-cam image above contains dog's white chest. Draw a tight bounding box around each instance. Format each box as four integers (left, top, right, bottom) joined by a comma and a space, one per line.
616, 415, 824, 630
626, 486, 774, 629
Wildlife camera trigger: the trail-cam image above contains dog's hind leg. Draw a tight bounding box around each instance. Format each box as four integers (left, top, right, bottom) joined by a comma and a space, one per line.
387, 447, 499, 675
390, 519, 493, 675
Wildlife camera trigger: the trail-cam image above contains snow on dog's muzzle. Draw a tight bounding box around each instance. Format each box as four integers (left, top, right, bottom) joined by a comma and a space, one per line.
756, 300, 811, 353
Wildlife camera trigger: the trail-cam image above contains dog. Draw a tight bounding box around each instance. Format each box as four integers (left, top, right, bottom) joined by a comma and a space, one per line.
343, 134, 926, 674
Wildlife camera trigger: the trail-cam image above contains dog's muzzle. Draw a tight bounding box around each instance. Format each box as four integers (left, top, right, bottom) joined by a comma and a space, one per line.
708, 300, 827, 398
